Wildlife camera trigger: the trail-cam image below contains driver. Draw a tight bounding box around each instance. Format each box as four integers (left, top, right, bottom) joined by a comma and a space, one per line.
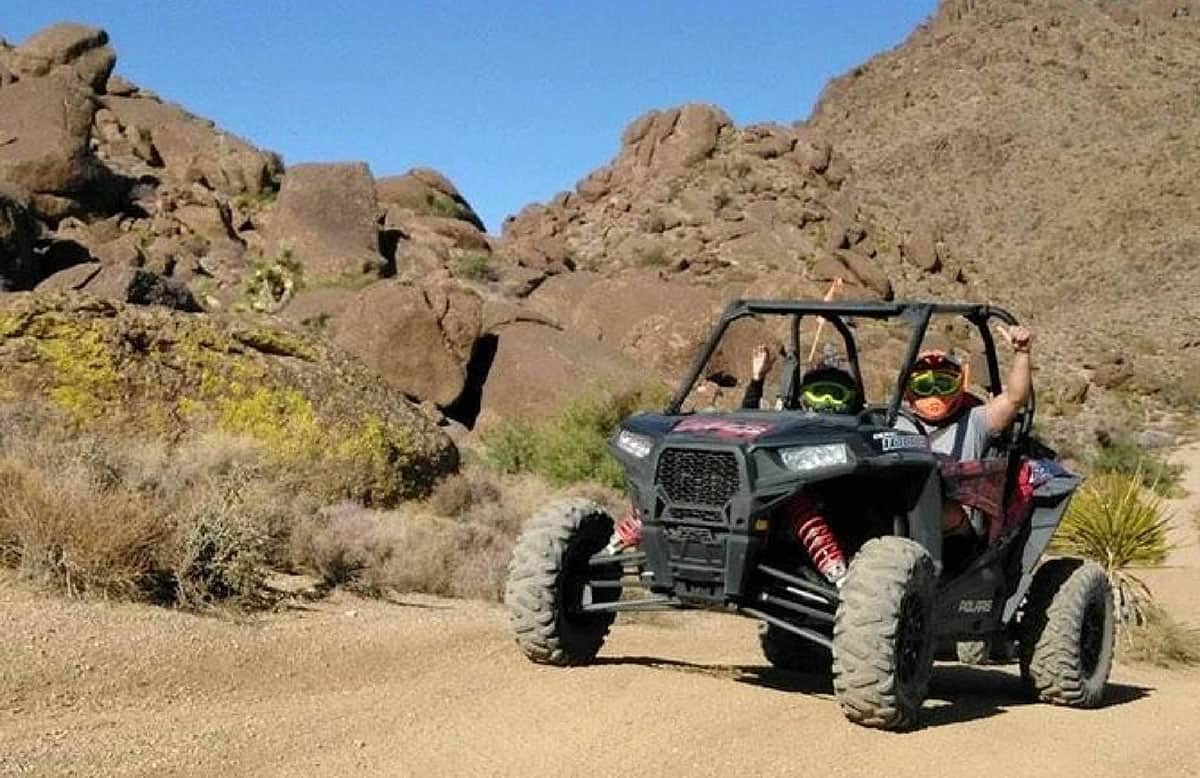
742, 345, 861, 414
895, 324, 1034, 532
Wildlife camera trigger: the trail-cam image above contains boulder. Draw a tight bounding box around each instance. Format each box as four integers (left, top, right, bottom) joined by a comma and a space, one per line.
0, 78, 96, 194
36, 265, 201, 311
376, 168, 485, 231
526, 271, 724, 362
264, 162, 385, 279
617, 104, 732, 176
477, 320, 646, 425
902, 228, 942, 273
102, 95, 281, 194
0, 293, 457, 502
9, 23, 115, 91
287, 281, 482, 408
811, 250, 894, 300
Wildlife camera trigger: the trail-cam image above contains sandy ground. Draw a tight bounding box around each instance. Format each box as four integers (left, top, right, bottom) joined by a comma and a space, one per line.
2, 448, 1199, 778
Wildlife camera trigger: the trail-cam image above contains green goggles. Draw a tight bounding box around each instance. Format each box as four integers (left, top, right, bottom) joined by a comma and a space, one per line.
801, 380, 857, 412
907, 369, 963, 397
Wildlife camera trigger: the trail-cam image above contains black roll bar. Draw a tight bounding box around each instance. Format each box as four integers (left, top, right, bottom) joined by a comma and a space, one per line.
667, 299, 1020, 419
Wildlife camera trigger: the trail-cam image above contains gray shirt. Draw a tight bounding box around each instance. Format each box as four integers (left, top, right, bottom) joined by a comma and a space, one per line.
896, 405, 993, 461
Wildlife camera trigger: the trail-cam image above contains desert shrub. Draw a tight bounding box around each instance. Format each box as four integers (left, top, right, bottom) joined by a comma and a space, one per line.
289, 479, 530, 602
480, 384, 668, 489
0, 456, 173, 600
1052, 473, 1172, 626
172, 479, 270, 607
1119, 603, 1200, 667
637, 245, 669, 268
0, 402, 301, 608
479, 419, 539, 475
1089, 436, 1184, 497
242, 249, 304, 313
451, 253, 494, 281
429, 471, 502, 517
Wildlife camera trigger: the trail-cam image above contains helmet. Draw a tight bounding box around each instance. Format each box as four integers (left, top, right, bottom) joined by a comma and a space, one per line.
800, 365, 861, 414
905, 350, 965, 424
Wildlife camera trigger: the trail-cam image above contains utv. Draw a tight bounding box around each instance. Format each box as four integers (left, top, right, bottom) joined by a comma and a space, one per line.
504, 300, 1114, 730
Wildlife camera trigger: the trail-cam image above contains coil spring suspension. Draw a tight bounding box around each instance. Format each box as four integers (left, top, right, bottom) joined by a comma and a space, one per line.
789, 496, 847, 585
606, 507, 643, 553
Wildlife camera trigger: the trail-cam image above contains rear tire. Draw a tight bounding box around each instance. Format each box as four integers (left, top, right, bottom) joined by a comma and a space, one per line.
759, 624, 833, 674
505, 499, 622, 666
1018, 558, 1114, 707
832, 536, 936, 730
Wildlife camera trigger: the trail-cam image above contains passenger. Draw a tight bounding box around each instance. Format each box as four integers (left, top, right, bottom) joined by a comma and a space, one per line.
742, 344, 861, 414
895, 324, 1034, 532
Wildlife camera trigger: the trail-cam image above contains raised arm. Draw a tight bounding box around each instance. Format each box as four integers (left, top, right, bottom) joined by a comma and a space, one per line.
741, 344, 774, 409
984, 324, 1033, 434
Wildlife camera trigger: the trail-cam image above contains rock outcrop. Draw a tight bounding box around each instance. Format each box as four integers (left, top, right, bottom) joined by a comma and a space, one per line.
264, 162, 386, 278
496, 102, 934, 304
0, 293, 457, 502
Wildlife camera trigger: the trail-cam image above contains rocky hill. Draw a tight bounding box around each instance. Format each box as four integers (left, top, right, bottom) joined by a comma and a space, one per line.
2, 6, 1198, 459
807, 0, 1200, 415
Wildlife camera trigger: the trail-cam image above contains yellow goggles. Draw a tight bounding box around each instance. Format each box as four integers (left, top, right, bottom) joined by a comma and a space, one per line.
907, 369, 962, 397
801, 380, 856, 412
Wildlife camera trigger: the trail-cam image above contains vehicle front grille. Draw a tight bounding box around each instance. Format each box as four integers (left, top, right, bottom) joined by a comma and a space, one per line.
655, 448, 740, 508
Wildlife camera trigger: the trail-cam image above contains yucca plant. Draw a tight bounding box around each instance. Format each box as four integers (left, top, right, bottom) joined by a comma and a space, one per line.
1051, 472, 1173, 629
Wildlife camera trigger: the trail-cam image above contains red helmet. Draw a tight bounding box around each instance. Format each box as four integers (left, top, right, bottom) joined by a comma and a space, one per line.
905, 350, 965, 424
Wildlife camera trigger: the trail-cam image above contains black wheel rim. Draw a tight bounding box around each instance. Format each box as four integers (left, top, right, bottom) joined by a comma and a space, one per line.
1080, 596, 1105, 676
897, 593, 927, 684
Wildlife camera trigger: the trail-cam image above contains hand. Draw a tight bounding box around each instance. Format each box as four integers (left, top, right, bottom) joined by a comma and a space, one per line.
996, 323, 1033, 353
751, 344, 775, 381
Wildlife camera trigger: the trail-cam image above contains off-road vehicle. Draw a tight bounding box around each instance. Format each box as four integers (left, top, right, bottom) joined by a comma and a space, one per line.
505, 300, 1114, 730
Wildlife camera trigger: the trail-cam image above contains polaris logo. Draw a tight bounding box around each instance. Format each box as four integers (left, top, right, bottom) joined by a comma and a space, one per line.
958, 599, 994, 614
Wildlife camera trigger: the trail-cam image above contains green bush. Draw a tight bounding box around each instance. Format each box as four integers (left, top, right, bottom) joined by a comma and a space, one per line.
173, 485, 269, 608
451, 253, 494, 281
1052, 472, 1172, 626
480, 385, 668, 489
1089, 436, 1184, 497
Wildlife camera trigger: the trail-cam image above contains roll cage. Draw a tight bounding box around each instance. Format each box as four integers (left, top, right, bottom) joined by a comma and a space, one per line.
667, 299, 1021, 428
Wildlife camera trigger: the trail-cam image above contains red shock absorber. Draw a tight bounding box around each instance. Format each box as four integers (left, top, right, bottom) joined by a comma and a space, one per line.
607, 505, 643, 553
788, 495, 847, 585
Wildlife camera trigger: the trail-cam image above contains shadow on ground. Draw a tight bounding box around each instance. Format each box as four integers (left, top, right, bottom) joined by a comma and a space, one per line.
596, 655, 1152, 729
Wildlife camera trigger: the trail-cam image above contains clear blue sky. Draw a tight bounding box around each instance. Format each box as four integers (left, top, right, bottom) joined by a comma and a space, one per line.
3, 2, 935, 232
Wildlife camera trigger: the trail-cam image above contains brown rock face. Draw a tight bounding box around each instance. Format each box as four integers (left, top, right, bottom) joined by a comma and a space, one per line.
307, 282, 482, 408
102, 96, 282, 194
477, 320, 645, 427
377, 168, 485, 231
807, 0, 1200, 390
0, 79, 96, 195
7, 22, 115, 91
495, 102, 920, 305
265, 162, 386, 278
618, 104, 732, 175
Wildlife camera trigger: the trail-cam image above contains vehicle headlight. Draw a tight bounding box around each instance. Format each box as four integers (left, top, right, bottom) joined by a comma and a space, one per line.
779, 443, 852, 472
615, 429, 654, 459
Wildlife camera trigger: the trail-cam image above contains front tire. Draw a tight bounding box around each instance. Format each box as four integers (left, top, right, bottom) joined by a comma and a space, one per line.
1018, 558, 1114, 707
832, 537, 936, 730
505, 499, 622, 666
759, 624, 833, 674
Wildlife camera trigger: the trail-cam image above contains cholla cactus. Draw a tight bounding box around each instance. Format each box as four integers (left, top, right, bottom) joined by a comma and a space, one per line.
244, 249, 303, 313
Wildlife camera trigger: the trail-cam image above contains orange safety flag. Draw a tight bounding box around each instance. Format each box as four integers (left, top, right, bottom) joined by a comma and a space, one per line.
807, 277, 844, 363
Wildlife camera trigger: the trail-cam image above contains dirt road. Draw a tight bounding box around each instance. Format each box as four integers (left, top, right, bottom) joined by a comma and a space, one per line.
3, 447, 1199, 778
